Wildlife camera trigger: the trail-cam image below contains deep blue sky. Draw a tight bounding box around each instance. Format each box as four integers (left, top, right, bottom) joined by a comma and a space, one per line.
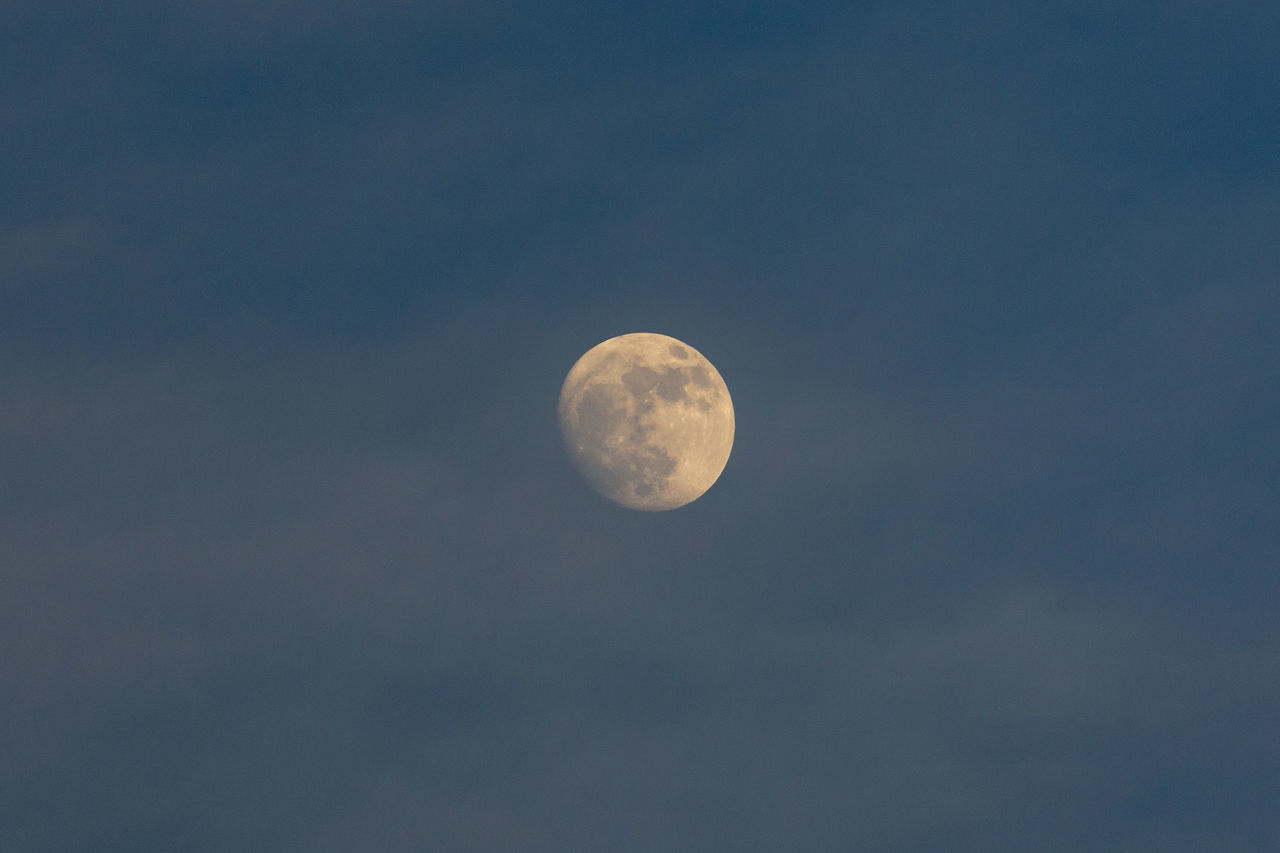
3, 2, 1278, 850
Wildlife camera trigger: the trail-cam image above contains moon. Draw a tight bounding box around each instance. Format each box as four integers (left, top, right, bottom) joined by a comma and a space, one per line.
558, 333, 734, 511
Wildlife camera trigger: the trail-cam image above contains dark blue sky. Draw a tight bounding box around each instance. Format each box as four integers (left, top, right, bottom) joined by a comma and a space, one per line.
3, 2, 1278, 850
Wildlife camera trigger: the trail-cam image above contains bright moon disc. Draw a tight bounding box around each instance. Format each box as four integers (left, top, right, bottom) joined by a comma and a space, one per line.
559, 333, 734, 511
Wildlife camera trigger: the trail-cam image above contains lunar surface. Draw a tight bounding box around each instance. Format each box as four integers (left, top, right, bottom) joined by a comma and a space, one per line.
559, 333, 734, 511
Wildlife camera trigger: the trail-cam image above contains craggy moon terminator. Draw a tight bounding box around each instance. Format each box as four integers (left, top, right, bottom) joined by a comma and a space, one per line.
559, 333, 734, 511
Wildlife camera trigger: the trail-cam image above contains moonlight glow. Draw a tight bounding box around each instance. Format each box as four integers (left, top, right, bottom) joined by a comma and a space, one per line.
558, 333, 734, 511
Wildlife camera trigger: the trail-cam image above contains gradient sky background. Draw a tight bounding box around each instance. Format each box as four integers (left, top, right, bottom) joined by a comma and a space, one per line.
4, 2, 1279, 850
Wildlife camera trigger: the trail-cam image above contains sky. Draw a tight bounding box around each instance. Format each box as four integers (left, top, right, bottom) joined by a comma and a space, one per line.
3, 1, 1278, 850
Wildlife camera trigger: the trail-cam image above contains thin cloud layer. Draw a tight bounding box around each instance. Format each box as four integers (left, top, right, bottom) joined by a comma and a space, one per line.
3, 2, 1278, 851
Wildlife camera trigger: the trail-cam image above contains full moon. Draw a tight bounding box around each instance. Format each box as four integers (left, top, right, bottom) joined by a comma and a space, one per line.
558, 333, 734, 511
